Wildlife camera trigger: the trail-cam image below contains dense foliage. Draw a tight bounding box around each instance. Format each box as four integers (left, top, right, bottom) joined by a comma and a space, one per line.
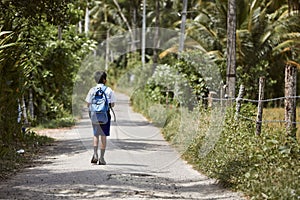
0, 0, 96, 172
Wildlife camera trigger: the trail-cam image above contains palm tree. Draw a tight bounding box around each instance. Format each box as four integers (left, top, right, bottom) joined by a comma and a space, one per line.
159, 0, 299, 98
226, 0, 237, 98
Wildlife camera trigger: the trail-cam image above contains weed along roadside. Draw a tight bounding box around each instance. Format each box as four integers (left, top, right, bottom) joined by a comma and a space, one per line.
130, 89, 300, 200
0, 129, 55, 180
0, 109, 77, 181
0, 115, 74, 181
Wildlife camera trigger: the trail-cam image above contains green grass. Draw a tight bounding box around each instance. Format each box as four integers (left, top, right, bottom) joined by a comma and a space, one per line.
36, 116, 76, 129
131, 93, 300, 200
263, 107, 300, 141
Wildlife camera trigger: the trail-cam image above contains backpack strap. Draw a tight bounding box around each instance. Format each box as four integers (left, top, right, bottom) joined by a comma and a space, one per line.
101, 85, 107, 93
100, 86, 116, 121
94, 85, 107, 96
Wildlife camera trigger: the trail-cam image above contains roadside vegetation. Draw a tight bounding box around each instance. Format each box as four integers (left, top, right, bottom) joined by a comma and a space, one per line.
0, 130, 54, 180
117, 48, 300, 199
0, 1, 95, 179
129, 77, 300, 200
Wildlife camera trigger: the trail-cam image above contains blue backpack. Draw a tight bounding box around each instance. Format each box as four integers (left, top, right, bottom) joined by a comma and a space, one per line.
89, 86, 109, 124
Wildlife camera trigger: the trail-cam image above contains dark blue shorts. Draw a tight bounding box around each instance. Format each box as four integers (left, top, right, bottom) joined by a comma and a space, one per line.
92, 113, 111, 136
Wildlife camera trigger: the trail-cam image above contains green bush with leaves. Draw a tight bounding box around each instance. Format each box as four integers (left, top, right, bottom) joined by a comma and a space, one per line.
181, 105, 300, 199
130, 90, 300, 199
0, 1, 96, 179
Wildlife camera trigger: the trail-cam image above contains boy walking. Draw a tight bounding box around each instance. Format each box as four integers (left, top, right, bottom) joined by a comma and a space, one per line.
85, 71, 116, 165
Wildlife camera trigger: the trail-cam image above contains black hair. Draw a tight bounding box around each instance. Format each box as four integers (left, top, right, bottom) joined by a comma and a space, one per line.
94, 71, 107, 84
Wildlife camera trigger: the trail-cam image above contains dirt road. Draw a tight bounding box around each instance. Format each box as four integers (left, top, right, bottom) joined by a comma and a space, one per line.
0, 93, 245, 199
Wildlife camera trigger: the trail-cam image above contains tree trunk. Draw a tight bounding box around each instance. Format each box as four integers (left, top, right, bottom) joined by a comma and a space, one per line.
104, 5, 109, 70
288, 0, 300, 13
21, 95, 28, 125
113, 0, 135, 45
226, 0, 237, 99
84, 6, 89, 36
153, 0, 160, 66
141, 0, 146, 67
285, 63, 297, 138
179, 0, 188, 53
29, 88, 34, 119
132, 6, 137, 51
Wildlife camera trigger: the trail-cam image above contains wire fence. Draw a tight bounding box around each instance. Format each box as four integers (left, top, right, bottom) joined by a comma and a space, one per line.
206, 95, 300, 125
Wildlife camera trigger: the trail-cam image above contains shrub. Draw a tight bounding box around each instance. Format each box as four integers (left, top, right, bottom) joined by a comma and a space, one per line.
183, 105, 300, 200
131, 92, 300, 199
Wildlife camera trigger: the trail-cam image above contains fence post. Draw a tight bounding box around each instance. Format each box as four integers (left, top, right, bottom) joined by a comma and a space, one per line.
220, 82, 225, 107
285, 63, 297, 137
256, 77, 265, 135
235, 84, 244, 120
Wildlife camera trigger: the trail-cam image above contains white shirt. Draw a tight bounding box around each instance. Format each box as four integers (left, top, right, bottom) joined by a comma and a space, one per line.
85, 84, 116, 104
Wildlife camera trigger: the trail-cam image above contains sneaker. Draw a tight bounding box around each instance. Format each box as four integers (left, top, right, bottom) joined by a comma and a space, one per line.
91, 155, 98, 164
98, 157, 106, 165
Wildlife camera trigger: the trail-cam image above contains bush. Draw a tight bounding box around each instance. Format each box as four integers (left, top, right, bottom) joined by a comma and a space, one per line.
37, 115, 76, 129
184, 105, 300, 200
131, 93, 300, 200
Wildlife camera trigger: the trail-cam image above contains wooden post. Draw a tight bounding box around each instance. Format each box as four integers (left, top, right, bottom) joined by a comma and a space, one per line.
285, 63, 297, 137
220, 83, 226, 107
235, 84, 244, 120
256, 77, 265, 135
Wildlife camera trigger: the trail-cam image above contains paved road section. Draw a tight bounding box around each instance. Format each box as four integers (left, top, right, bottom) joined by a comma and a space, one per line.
0, 93, 245, 200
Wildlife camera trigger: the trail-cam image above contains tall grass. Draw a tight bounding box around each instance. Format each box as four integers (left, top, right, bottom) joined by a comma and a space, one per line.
263, 107, 300, 141
131, 94, 300, 200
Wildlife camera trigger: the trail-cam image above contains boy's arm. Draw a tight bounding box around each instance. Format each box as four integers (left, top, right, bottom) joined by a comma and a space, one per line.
109, 90, 116, 108
85, 88, 93, 108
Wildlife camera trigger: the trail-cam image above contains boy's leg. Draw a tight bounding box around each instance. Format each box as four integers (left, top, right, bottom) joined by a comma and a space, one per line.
93, 135, 99, 155
91, 135, 99, 163
99, 136, 107, 165
100, 135, 106, 149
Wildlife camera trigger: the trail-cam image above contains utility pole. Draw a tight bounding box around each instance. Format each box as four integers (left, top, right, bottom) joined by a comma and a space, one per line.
226, 0, 237, 99
142, 0, 146, 67
179, 0, 188, 53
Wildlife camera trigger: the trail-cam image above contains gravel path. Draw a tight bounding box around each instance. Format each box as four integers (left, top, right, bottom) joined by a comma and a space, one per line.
0, 93, 246, 200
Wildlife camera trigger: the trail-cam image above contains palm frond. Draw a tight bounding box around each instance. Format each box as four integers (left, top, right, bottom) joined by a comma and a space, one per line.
272, 39, 300, 55
159, 38, 207, 59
